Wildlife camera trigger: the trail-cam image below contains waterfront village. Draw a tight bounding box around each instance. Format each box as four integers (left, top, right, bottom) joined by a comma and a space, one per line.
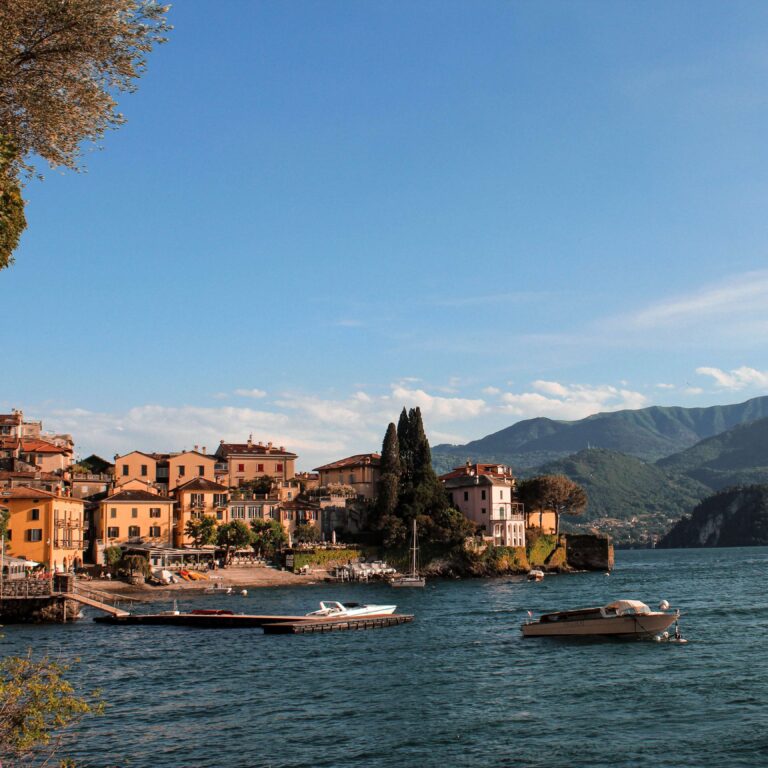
0, 408, 611, 605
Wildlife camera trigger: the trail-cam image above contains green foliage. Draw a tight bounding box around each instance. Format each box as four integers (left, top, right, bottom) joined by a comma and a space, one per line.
250, 518, 287, 557
659, 485, 768, 548
517, 474, 587, 535
0, 653, 102, 765
119, 554, 150, 578
293, 523, 320, 544
0, 142, 26, 270
185, 515, 218, 547
238, 475, 273, 494
216, 520, 253, 562
480, 545, 530, 573
525, 531, 558, 566
0, 505, 9, 538
289, 547, 360, 572
375, 423, 401, 525
103, 545, 123, 568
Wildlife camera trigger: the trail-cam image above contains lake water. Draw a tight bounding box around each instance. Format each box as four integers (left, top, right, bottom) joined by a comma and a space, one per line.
2, 547, 767, 768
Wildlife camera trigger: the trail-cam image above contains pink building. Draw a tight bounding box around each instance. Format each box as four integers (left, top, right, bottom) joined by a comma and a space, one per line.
441, 463, 525, 547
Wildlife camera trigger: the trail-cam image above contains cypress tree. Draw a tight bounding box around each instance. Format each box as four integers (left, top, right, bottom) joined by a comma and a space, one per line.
397, 407, 413, 486
376, 423, 401, 522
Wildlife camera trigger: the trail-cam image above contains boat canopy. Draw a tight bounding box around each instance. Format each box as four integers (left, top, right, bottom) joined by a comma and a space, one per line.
603, 600, 652, 616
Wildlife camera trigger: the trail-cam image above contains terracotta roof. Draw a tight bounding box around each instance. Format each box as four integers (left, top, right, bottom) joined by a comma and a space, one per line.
0, 486, 82, 502
314, 453, 381, 472
0, 438, 71, 454
103, 490, 174, 503
439, 463, 515, 481
216, 441, 297, 458
174, 477, 228, 493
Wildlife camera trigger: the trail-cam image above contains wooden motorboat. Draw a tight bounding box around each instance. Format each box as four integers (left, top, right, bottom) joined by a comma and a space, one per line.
522, 599, 679, 638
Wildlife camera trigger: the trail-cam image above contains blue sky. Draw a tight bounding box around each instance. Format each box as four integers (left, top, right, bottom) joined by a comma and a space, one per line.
4, 1, 768, 468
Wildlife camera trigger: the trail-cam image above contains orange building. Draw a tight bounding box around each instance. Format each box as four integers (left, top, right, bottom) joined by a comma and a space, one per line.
173, 477, 229, 546
215, 438, 297, 487
0, 486, 85, 571
97, 489, 176, 555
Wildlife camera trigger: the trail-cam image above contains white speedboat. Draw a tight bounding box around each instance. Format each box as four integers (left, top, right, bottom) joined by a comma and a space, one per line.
522, 599, 678, 638
306, 601, 397, 618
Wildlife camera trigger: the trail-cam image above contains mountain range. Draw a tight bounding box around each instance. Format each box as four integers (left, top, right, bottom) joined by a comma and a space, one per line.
431, 395, 768, 545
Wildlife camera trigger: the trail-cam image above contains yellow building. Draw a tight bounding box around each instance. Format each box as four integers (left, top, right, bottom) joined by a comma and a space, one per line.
114, 450, 217, 493
0, 486, 85, 571
215, 438, 297, 487
97, 489, 176, 555
173, 477, 229, 546
314, 454, 381, 500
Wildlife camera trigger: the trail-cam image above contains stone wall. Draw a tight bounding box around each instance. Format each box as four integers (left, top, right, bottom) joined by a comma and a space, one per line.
1, 578, 52, 598
564, 534, 614, 571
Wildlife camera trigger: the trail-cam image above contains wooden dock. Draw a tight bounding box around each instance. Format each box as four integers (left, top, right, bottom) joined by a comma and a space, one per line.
263, 614, 414, 634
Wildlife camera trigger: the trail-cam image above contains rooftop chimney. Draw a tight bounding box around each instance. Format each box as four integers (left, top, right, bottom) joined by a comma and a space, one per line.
267, 441, 273, 450
247, 434, 253, 447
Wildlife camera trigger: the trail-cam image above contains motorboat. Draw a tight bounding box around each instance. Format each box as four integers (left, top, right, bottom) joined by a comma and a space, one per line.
306, 601, 397, 618
521, 599, 679, 638
527, 569, 545, 582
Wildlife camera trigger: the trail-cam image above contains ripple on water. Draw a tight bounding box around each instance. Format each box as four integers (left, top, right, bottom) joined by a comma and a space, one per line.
2, 547, 768, 767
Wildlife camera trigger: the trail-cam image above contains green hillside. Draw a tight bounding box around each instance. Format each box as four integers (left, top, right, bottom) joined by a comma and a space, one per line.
657, 416, 768, 490
658, 485, 768, 547
432, 395, 768, 471
524, 449, 709, 545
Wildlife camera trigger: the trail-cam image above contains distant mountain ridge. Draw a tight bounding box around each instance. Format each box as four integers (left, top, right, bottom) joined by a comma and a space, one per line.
432, 395, 768, 473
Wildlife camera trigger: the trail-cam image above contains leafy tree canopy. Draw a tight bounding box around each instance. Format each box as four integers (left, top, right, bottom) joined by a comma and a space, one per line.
185, 515, 218, 547
250, 518, 287, 556
517, 474, 588, 535
293, 522, 320, 544
216, 520, 253, 562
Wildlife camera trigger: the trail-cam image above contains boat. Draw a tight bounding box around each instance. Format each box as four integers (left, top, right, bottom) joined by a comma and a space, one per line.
527, 569, 545, 582
305, 601, 397, 618
390, 519, 426, 588
521, 599, 679, 638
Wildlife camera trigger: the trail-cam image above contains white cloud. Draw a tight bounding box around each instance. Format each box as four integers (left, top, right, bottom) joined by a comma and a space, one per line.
482, 386, 501, 396
695, 366, 768, 391
683, 387, 704, 396
390, 386, 487, 420
233, 388, 267, 399
500, 382, 648, 421
632, 270, 768, 329
655, 383, 675, 390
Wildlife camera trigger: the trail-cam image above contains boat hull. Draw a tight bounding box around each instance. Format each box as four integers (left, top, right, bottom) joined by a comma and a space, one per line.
522, 612, 677, 638
390, 577, 425, 588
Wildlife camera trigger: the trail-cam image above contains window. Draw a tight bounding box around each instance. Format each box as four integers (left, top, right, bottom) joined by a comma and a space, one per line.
463, 491, 469, 502
131, 508, 138, 518
213, 493, 227, 507
276, 463, 283, 472
110, 508, 117, 518
5, 530, 10, 541
128, 525, 140, 537
178, 466, 186, 477
149, 508, 161, 518
237, 463, 245, 473
149, 526, 161, 537
30, 508, 40, 521
481, 508, 486, 515
312, 510, 318, 521
349, 474, 355, 484
140, 464, 147, 476
26, 528, 43, 542
257, 463, 264, 472
481, 489, 486, 501
107, 526, 119, 538
287, 492, 292, 500
122, 464, 129, 476
269, 509, 277, 520
247, 506, 257, 519
231, 505, 245, 519
216, 511, 223, 521
500, 490, 504, 499
198, 465, 205, 476
190, 493, 204, 507
285, 510, 293, 520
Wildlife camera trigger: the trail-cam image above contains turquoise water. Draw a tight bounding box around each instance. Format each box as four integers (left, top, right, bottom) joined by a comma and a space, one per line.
2, 548, 767, 768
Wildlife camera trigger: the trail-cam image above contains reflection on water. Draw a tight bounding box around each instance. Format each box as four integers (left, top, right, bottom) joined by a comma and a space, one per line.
2, 547, 767, 767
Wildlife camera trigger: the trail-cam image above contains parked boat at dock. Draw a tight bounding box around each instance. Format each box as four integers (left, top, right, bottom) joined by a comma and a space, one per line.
522, 599, 679, 638
306, 601, 397, 618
